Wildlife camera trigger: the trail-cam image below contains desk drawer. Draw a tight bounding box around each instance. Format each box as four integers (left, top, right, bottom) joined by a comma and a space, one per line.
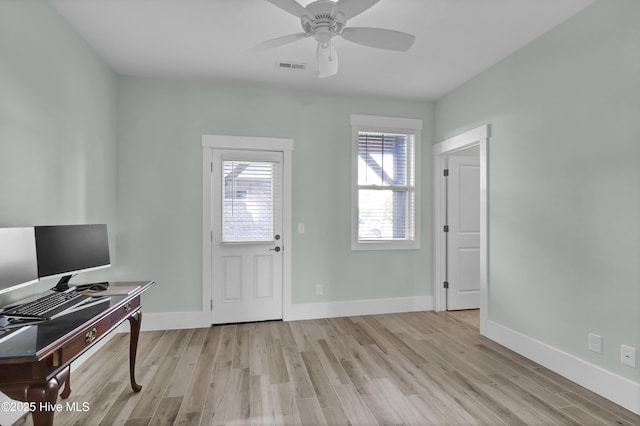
58, 296, 140, 365
111, 296, 140, 325
60, 316, 113, 365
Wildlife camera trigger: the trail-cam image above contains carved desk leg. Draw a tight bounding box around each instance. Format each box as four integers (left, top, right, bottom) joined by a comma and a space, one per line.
27, 378, 60, 426
60, 365, 72, 399
128, 310, 143, 392
0, 368, 68, 426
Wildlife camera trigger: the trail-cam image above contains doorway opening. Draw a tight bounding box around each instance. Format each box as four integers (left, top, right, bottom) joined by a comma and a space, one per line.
432, 125, 489, 334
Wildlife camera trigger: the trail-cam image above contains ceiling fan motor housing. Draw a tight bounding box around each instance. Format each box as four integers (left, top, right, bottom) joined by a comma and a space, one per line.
301, 0, 346, 39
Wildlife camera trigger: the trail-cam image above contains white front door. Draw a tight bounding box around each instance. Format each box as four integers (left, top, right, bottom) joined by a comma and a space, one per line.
211, 149, 283, 324
447, 156, 481, 310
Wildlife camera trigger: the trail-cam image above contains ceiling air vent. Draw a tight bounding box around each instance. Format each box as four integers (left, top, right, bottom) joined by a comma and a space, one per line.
277, 61, 307, 71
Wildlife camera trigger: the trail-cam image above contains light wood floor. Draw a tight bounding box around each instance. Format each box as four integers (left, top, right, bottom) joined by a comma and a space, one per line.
16, 310, 640, 425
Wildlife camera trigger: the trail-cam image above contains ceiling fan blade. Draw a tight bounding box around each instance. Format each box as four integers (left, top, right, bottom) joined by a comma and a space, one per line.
252, 33, 308, 51
341, 27, 415, 51
266, 0, 308, 18
336, 0, 380, 19
317, 41, 338, 78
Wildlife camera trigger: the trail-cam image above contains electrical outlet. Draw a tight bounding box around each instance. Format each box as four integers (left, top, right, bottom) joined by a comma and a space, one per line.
298, 223, 305, 234
621, 345, 636, 368
588, 333, 602, 354
315, 284, 323, 296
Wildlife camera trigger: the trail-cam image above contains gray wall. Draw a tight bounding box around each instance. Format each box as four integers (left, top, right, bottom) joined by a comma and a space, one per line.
435, 0, 639, 381
115, 77, 434, 313
0, 0, 117, 304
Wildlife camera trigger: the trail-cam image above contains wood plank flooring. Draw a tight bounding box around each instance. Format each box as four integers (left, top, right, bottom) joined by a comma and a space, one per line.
15, 310, 640, 425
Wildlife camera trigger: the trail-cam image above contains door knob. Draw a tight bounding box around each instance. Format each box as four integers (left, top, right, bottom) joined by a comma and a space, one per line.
269, 246, 281, 252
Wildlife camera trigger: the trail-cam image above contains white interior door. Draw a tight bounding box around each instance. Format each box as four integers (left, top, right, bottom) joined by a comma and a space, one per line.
211, 149, 283, 324
447, 156, 480, 310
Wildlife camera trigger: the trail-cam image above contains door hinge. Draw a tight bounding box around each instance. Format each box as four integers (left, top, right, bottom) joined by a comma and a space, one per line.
443, 169, 449, 177
443, 225, 449, 233
210, 300, 213, 310
211, 162, 213, 172
210, 230, 213, 242
443, 281, 449, 289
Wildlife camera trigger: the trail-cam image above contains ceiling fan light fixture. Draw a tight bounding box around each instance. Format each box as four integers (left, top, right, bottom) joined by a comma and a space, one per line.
316, 38, 338, 78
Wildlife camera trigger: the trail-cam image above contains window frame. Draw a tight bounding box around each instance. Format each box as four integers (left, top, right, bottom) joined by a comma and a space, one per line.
350, 114, 422, 251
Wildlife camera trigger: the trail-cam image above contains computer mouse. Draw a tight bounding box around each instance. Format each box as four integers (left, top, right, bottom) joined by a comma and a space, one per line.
89, 283, 109, 291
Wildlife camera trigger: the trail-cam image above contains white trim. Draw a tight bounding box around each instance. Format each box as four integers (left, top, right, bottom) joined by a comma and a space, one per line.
202, 135, 294, 326
282, 149, 293, 322
202, 147, 213, 324
350, 114, 423, 130
486, 320, 640, 415
432, 125, 490, 334
432, 125, 488, 155
284, 295, 433, 322
202, 134, 293, 151
433, 154, 448, 312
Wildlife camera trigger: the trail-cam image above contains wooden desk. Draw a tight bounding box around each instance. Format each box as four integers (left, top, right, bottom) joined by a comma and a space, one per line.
0, 281, 154, 426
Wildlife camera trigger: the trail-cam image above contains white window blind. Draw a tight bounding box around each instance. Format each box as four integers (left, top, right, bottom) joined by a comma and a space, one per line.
357, 131, 416, 242
222, 160, 279, 242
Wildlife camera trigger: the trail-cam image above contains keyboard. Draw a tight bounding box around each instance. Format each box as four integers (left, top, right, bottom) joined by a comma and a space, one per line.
3, 290, 89, 319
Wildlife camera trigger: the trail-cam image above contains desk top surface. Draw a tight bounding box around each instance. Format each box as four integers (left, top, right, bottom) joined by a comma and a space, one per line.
0, 281, 154, 361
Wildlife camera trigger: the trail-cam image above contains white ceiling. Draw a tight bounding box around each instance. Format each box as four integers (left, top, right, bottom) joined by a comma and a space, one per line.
50, 0, 594, 101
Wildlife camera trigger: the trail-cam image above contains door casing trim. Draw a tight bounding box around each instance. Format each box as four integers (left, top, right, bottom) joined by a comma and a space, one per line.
202, 135, 293, 324
432, 125, 489, 334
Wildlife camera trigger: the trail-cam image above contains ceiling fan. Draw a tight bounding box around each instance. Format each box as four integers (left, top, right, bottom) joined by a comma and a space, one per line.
257, 0, 415, 78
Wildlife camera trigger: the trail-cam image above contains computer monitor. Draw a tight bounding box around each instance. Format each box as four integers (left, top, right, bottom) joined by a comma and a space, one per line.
0, 228, 39, 295
35, 224, 111, 292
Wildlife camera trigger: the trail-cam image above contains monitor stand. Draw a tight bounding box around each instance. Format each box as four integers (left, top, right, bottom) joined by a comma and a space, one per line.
52, 275, 72, 292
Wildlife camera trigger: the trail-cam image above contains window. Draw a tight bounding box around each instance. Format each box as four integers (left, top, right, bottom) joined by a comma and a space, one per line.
351, 115, 422, 250
222, 159, 279, 242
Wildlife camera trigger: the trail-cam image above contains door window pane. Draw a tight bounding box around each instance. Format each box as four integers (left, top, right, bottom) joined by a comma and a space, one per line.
222, 161, 277, 242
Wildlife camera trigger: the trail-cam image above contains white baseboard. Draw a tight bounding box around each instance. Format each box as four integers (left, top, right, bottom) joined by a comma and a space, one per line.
117, 311, 211, 332
117, 297, 433, 331
485, 320, 640, 415
284, 295, 433, 321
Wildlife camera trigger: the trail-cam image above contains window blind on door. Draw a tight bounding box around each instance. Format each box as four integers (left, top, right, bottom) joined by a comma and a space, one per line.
222, 160, 279, 242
